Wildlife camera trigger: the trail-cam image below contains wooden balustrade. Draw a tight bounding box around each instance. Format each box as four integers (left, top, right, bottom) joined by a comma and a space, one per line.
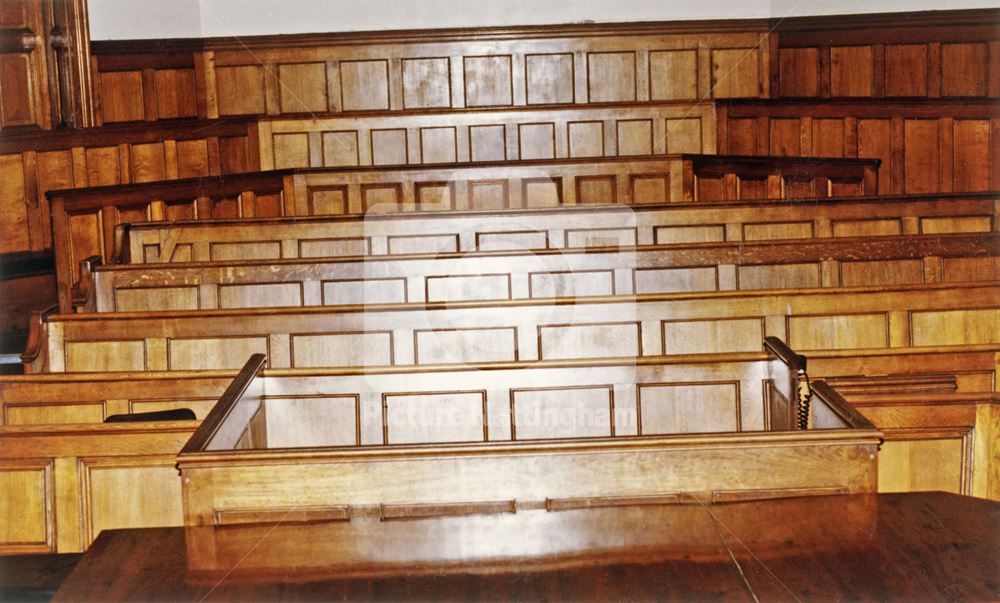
77, 233, 1000, 313
0, 118, 259, 257
48, 154, 881, 311
176, 346, 879, 527
89, 20, 772, 125
717, 99, 1000, 195
26, 283, 1000, 389
772, 9, 999, 100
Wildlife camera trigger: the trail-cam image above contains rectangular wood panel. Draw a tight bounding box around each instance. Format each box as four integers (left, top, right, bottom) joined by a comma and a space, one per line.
635, 267, 717, 294
66, 340, 145, 372
402, 58, 451, 109
539, 323, 639, 360
115, 287, 199, 312
512, 386, 612, 439
911, 309, 1000, 346
639, 383, 739, 435
340, 60, 389, 111
291, 333, 392, 368
787, 314, 887, 350
385, 392, 485, 444
168, 337, 268, 370
525, 53, 574, 104
215, 66, 265, 115
530, 271, 614, 298
649, 50, 697, 101
587, 52, 636, 102
662, 318, 762, 355
426, 274, 510, 302
218, 283, 303, 309
323, 278, 406, 305
0, 462, 50, 550
415, 328, 517, 364
464, 56, 513, 107
265, 397, 357, 448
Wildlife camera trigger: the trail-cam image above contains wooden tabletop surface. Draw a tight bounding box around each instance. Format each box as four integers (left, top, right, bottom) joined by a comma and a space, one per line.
52, 492, 999, 602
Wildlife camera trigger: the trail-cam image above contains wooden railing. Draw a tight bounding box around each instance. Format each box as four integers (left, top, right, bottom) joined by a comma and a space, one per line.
717, 99, 1000, 195
47, 154, 880, 311
77, 233, 1000, 313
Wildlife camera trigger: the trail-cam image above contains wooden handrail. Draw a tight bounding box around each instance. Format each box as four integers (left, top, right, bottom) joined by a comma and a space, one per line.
181, 354, 267, 454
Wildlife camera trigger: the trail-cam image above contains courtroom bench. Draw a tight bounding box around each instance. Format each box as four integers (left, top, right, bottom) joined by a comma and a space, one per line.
75, 232, 999, 313
4, 345, 997, 552
47, 154, 883, 310
24, 282, 1000, 378
716, 99, 1000, 196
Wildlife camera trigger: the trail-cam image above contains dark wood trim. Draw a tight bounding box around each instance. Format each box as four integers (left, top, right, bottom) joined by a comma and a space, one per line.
717, 99, 1000, 119
0, 252, 56, 281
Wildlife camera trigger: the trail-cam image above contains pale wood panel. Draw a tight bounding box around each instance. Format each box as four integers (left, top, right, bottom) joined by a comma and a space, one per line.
219, 283, 302, 309
530, 271, 614, 298
631, 174, 669, 204
66, 341, 145, 372
426, 274, 510, 302
84, 146, 119, 186
464, 55, 513, 107
743, 222, 813, 241
309, 186, 348, 214
665, 118, 703, 153
278, 62, 327, 114
210, 242, 283, 261
385, 392, 485, 444
273, 133, 310, 169
568, 121, 603, 158
737, 263, 820, 290
523, 178, 561, 207
469, 125, 506, 161
7, 403, 104, 425
920, 216, 993, 234
639, 383, 738, 435
83, 460, 183, 544
322, 131, 360, 166
518, 123, 555, 160
215, 65, 265, 115
265, 397, 357, 447
323, 279, 407, 305
941, 43, 988, 97
911, 309, 1000, 346
340, 60, 389, 111
0, 153, 29, 253
885, 44, 928, 97
788, 314, 887, 350
831, 219, 902, 237
617, 120, 653, 155
878, 438, 963, 494
635, 267, 717, 294
419, 127, 457, 164
168, 337, 268, 370
0, 464, 49, 548
539, 323, 639, 360
292, 332, 393, 368
662, 318, 762, 355
525, 53, 574, 105
830, 46, 872, 97
371, 129, 408, 165
565, 228, 637, 248
649, 50, 697, 100
130, 142, 166, 183
99, 71, 144, 122
115, 287, 199, 312
587, 52, 635, 102
402, 58, 451, 109
654, 225, 726, 245
711, 48, 759, 98
513, 386, 612, 439
361, 183, 403, 211
387, 234, 458, 255
415, 328, 517, 364
576, 175, 616, 204
301, 238, 369, 258
475, 230, 547, 251
840, 260, 924, 287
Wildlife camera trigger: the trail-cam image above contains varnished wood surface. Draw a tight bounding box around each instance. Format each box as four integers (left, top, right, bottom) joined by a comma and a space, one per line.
51, 492, 1000, 601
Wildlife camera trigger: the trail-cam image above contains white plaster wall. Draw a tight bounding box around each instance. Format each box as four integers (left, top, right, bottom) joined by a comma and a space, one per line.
88, 0, 1000, 40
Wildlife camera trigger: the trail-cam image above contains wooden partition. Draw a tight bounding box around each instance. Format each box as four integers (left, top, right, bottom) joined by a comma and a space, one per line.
258, 102, 717, 169
81, 233, 999, 313
89, 20, 772, 125
119, 191, 999, 269
717, 100, 1000, 195
0, 420, 197, 554
0, 118, 259, 257
49, 154, 880, 311
176, 345, 879, 527
29, 284, 1000, 398
772, 9, 1000, 99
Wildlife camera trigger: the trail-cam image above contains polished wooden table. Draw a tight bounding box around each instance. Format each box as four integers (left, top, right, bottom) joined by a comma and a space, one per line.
53, 492, 998, 601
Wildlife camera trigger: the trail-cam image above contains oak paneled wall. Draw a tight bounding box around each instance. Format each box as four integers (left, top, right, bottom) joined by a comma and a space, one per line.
120, 192, 1000, 270
0, 421, 197, 553
89, 21, 772, 124
0, 118, 258, 256
82, 233, 999, 313
851, 393, 999, 499
257, 102, 716, 169
717, 100, 1000, 195
49, 154, 879, 312
772, 9, 1000, 99
30, 285, 1000, 408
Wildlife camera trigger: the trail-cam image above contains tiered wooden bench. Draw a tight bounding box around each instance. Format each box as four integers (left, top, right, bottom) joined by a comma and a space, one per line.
77, 233, 998, 313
